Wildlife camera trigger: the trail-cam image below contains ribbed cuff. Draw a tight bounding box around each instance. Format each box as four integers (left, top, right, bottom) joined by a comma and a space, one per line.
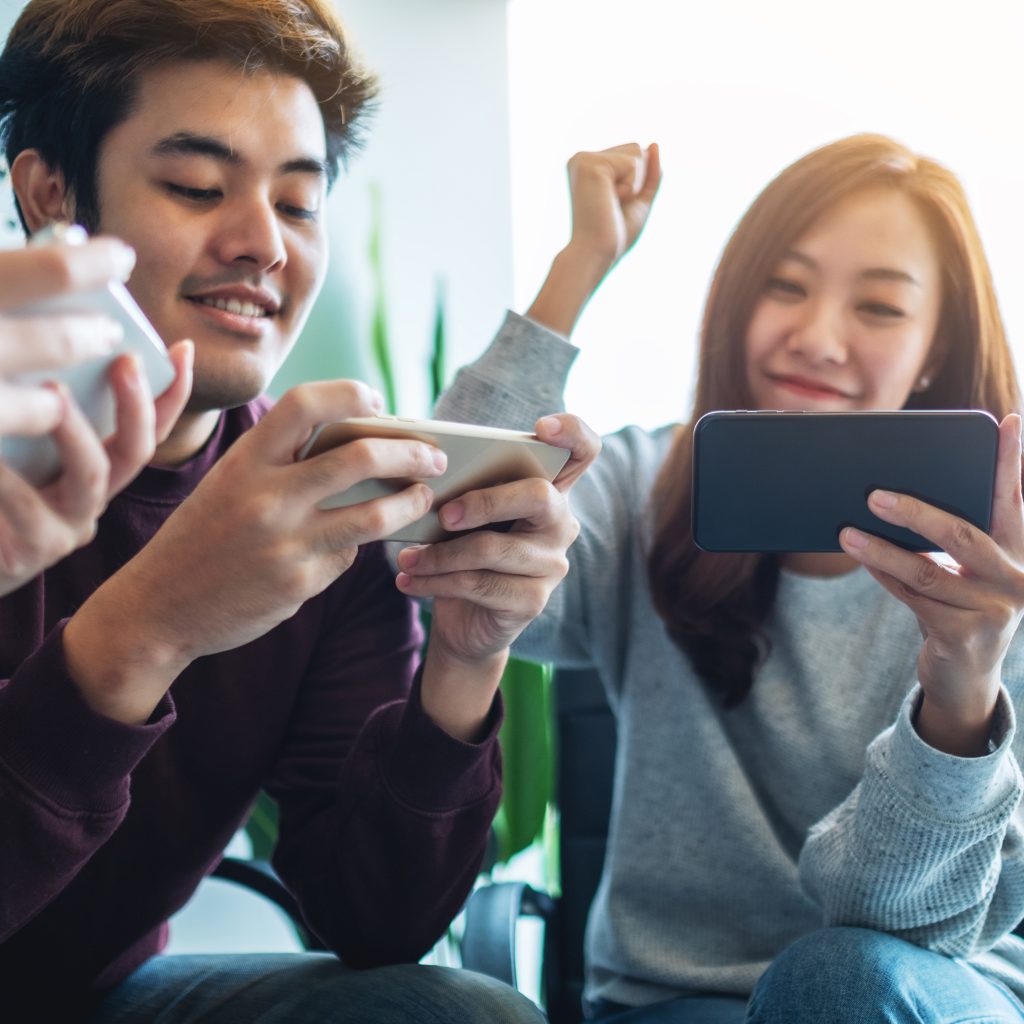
435, 311, 579, 431
378, 669, 503, 813
871, 684, 1021, 822
0, 620, 176, 814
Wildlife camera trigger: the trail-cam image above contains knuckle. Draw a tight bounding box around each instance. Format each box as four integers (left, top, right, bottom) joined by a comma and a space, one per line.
243, 492, 282, 532
526, 588, 549, 620
554, 553, 570, 581
38, 247, 76, 291
343, 438, 378, 478
331, 548, 358, 576
279, 385, 317, 423
415, 443, 440, 475
525, 477, 557, 509
567, 515, 582, 545
949, 519, 974, 550
75, 518, 99, 548
358, 504, 390, 538
914, 558, 940, 590
472, 572, 510, 602
474, 487, 499, 523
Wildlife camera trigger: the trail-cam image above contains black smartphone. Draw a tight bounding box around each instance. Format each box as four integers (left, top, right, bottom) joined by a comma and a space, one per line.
691, 410, 999, 553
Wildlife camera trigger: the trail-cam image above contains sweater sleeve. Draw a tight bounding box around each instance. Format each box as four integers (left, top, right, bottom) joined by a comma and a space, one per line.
799, 682, 1024, 956
0, 623, 175, 941
434, 311, 668, 678
266, 543, 504, 966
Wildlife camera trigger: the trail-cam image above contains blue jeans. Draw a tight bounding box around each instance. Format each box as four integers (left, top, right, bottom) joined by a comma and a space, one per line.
87, 952, 545, 1023
589, 928, 1024, 1024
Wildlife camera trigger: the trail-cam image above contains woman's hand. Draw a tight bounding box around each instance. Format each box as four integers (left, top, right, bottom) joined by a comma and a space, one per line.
526, 143, 662, 338
839, 413, 1024, 756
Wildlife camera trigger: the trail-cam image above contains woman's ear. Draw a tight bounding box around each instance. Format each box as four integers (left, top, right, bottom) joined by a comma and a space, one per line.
9, 149, 75, 234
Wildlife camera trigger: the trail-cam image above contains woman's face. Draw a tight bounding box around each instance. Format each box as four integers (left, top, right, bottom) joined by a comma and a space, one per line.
744, 187, 943, 412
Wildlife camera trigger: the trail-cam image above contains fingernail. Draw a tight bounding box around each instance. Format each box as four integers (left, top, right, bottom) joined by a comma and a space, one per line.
395, 573, 411, 589
538, 415, 562, 435
43, 380, 68, 417
431, 447, 447, 473
870, 489, 897, 509
400, 547, 421, 569
114, 243, 137, 282
125, 353, 143, 388
843, 527, 869, 549
369, 389, 385, 413
441, 500, 464, 527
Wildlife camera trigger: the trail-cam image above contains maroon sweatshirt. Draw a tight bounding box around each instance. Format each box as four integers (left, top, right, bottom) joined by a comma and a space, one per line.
0, 398, 503, 1022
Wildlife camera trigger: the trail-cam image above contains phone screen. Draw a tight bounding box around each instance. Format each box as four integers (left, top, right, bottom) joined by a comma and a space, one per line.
691, 410, 998, 553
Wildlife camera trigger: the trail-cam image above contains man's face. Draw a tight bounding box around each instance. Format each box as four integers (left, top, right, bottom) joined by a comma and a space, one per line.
93, 60, 330, 411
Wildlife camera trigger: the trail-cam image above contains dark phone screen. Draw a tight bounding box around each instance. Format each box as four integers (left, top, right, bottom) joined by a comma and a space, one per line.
691, 410, 998, 553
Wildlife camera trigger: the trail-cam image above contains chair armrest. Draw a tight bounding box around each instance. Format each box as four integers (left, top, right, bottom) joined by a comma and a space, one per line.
211, 856, 324, 950
461, 881, 555, 988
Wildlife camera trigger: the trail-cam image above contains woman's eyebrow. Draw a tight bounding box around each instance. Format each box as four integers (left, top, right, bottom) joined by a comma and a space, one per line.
780, 250, 920, 287
860, 267, 921, 287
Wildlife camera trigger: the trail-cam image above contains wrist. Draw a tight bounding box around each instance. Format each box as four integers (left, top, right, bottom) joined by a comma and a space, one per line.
420, 637, 508, 743
64, 586, 191, 726
914, 688, 1000, 758
525, 245, 614, 337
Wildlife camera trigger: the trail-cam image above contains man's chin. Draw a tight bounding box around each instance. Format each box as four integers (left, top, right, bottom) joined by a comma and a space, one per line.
184, 374, 268, 414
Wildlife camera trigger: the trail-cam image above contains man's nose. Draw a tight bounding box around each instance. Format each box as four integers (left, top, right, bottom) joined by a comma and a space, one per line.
213, 196, 287, 273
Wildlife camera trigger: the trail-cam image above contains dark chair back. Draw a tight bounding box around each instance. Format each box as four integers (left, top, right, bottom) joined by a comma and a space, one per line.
545, 667, 617, 1024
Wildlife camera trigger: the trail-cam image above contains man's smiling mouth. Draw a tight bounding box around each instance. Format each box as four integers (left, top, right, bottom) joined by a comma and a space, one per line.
191, 296, 271, 318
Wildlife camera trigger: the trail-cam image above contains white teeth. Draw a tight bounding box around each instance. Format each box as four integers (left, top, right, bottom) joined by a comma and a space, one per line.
196, 296, 268, 317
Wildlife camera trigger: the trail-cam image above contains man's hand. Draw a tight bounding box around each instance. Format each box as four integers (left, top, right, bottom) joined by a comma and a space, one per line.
63, 380, 450, 725
0, 240, 193, 598
395, 414, 601, 740
527, 142, 662, 337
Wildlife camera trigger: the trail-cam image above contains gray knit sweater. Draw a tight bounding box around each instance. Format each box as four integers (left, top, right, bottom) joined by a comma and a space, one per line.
436, 312, 1024, 1009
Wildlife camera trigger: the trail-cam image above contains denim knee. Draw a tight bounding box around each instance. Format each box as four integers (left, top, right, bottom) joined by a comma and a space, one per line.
406, 966, 547, 1024
747, 926, 933, 1024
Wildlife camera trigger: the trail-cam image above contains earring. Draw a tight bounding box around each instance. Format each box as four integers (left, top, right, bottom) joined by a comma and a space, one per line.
914, 374, 931, 392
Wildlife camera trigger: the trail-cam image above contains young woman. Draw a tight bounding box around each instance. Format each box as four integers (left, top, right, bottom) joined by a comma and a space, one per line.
413, 135, 1024, 1022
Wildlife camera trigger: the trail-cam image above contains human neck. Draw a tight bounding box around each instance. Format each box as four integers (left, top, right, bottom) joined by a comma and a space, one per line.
780, 551, 861, 578
152, 408, 223, 467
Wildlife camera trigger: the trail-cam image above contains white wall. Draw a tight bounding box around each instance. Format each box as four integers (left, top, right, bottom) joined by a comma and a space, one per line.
506, 0, 1024, 434
275, 0, 514, 411
0, 0, 515, 415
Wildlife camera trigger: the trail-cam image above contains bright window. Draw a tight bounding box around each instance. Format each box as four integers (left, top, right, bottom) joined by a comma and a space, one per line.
507, 0, 1024, 434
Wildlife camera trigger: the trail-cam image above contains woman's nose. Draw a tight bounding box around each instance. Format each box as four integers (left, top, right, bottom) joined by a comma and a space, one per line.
785, 300, 847, 364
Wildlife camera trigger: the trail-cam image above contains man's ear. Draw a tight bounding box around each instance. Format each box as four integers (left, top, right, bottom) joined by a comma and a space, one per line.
9, 149, 75, 234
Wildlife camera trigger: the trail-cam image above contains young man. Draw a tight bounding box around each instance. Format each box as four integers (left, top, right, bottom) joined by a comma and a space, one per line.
0, 2, 596, 1021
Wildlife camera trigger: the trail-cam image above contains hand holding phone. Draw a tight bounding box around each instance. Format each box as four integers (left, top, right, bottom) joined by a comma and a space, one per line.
0, 227, 190, 596
1, 223, 176, 484
299, 415, 571, 543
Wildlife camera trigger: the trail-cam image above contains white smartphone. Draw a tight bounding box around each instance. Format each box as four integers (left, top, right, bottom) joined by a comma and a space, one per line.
298, 415, 571, 543
1, 226, 175, 485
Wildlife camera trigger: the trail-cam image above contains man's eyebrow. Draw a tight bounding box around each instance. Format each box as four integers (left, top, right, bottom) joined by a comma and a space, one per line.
152, 132, 328, 178
279, 156, 330, 179
152, 132, 240, 165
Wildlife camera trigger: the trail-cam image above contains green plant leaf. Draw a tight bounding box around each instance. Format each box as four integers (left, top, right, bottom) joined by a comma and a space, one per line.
368, 183, 397, 413
430, 279, 447, 404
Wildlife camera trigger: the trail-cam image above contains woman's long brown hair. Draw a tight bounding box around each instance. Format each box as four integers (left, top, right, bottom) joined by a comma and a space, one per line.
647, 134, 1021, 707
